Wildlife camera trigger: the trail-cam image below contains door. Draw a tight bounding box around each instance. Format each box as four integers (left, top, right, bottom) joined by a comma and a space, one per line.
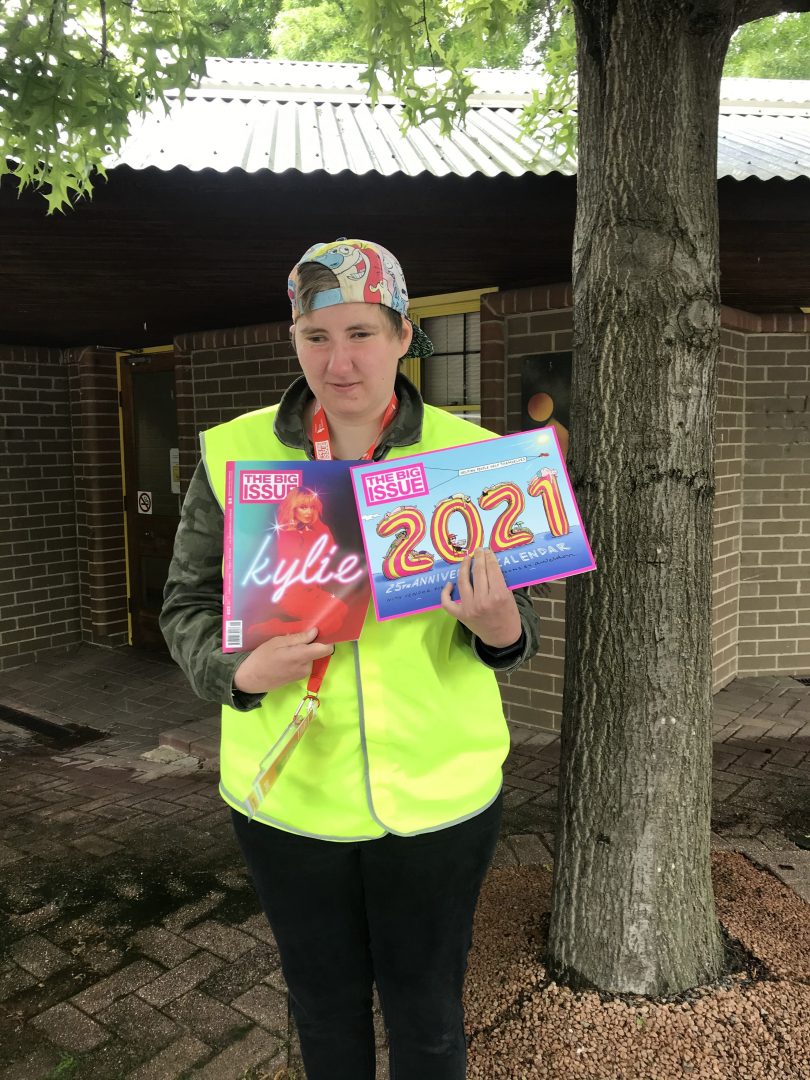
119, 349, 181, 648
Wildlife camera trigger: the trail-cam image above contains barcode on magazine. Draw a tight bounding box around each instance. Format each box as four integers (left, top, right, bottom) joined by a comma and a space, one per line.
225, 621, 243, 649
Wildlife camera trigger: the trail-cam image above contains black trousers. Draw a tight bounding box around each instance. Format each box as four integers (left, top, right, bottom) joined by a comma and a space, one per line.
232, 793, 502, 1080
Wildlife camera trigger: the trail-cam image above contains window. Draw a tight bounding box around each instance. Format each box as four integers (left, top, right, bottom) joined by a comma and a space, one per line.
421, 312, 480, 424
407, 288, 496, 427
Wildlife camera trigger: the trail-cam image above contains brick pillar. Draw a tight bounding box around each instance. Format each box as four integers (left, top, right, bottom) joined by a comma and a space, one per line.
66, 347, 129, 647
480, 296, 507, 434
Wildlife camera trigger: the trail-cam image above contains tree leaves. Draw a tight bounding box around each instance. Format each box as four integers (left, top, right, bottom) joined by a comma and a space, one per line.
356, 0, 529, 133
518, 4, 577, 168
267, 0, 548, 67
2, 0, 804, 215
0, 0, 575, 210
725, 12, 810, 78
356, 0, 577, 143
0, 0, 210, 212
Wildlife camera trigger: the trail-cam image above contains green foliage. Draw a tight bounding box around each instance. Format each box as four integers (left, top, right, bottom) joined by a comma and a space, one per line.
517, 0, 576, 167
47, 1055, 79, 1079
0, 0, 209, 212
725, 13, 810, 79
270, 0, 364, 63
270, 0, 545, 69
188, 0, 283, 59
4, 0, 806, 215
356, 4, 808, 162
355, 0, 577, 154
356, 0, 535, 133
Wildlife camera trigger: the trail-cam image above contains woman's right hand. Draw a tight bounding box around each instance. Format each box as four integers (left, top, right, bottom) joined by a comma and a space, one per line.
233, 628, 334, 694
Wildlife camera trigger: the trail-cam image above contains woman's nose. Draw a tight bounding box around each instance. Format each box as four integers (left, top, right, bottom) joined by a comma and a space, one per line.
326, 340, 354, 372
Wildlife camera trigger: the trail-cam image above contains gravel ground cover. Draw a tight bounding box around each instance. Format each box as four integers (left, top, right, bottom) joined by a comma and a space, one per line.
465, 852, 810, 1079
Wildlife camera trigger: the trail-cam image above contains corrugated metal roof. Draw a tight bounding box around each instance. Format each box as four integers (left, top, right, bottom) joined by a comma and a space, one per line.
111, 61, 810, 182
199, 59, 544, 102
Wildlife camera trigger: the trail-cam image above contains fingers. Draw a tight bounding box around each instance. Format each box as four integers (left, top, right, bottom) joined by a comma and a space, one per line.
456, 551, 475, 603
233, 626, 335, 693
279, 627, 334, 657
483, 547, 508, 593
303, 641, 335, 660
441, 548, 487, 619
278, 627, 334, 662
471, 547, 491, 596
440, 579, 461, 619
280, 627, 319, 646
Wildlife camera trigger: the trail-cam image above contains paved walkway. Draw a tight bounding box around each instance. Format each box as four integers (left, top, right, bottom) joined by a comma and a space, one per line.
0, 645, 808, 1078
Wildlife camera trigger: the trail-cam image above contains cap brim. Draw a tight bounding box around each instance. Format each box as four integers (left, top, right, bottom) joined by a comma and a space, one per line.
404, 321, 434, 359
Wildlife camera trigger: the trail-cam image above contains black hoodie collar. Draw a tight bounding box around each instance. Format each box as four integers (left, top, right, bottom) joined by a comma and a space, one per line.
273, 373, 424, 461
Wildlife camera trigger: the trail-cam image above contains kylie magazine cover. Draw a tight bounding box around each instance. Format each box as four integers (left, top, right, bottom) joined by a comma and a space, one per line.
223, 461, 370, 653
350, 428, 595, 622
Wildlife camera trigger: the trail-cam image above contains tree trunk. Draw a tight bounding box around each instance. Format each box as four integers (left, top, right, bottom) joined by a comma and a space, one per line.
547, 0, 736, 995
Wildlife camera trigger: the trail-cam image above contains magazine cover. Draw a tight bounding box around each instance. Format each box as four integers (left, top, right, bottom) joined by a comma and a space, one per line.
350, 428, 595, 622
223, 461, 370, 652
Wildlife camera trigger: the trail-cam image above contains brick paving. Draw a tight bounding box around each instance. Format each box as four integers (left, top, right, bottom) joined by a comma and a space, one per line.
0, 646, 808, 1078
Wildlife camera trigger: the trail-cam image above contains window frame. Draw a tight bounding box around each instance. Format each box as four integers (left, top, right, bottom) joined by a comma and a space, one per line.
403, 287, 497, 397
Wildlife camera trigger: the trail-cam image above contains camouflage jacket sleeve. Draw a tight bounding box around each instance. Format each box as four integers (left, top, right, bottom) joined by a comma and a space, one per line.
160, 462, 265, 712
464, 587, 541, 676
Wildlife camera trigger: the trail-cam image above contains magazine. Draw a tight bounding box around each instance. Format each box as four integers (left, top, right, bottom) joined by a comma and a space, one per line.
350, 427, 595, 622
223, 460, 370, 653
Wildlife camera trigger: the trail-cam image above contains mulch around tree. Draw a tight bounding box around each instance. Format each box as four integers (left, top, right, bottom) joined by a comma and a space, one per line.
465, 852, 810, 1080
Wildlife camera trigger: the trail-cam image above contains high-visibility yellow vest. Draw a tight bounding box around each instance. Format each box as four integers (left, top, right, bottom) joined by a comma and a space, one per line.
201, 403, 510, 839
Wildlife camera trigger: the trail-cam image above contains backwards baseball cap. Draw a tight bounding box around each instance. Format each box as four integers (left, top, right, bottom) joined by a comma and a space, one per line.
288, 238, 434, 359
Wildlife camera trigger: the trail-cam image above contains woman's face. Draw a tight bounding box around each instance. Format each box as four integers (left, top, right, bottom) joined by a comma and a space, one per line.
293, 302, 412, 427
295, 503, 316, 525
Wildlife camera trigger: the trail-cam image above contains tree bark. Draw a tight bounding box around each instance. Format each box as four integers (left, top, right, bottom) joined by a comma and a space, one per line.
547, 0, 738, 995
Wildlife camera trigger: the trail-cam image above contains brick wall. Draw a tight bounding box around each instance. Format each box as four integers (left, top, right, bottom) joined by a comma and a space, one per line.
5, 300, 806, 701
738, 327, 810, 678
173, 322, 299, 492
66, 348, 129, 648
0, 345, 82, 671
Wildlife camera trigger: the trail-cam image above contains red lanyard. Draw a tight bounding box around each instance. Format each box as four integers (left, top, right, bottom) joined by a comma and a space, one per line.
310, 393, 399, 463
305, 391, 398, 697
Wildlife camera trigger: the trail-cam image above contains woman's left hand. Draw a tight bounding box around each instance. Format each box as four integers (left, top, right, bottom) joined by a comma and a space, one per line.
440, 548, 522, 649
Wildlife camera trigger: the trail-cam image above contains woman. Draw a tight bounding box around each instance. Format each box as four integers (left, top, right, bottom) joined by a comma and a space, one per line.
248, 487, 349, 641
161, 238, 540, 1080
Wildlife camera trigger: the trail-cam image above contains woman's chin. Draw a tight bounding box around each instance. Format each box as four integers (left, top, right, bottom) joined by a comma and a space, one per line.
323, 388, 366, 413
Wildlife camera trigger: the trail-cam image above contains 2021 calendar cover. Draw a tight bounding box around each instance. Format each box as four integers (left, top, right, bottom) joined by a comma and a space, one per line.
350, 428, 595, 622
223, 461, 370, 652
